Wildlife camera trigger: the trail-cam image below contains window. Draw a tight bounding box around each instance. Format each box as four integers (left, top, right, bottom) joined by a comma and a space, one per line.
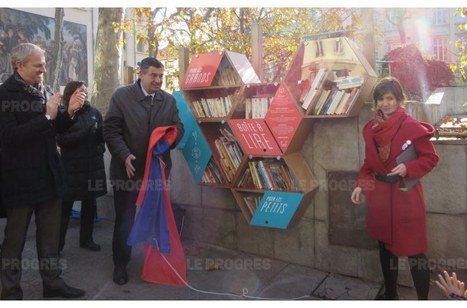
433, 36, 448, 61
166, 61, 174, 69
433, 9, 448, 25
385, 10, 397, 31
136, 40, 145, 53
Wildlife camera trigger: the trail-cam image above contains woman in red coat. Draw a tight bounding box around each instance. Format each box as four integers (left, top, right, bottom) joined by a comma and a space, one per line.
351, 77, 439, 300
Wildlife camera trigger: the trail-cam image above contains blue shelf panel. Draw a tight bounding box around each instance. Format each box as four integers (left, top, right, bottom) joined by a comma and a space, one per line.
250, 191, 304, 229
173, 90, 196, 149
181, 123, 212, 184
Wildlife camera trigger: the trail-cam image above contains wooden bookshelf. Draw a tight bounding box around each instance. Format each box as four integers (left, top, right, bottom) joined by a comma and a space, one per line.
198, 122, 246, 186
230, 83, 279, 120
265, 82, 314, 154
231, 153, 318, 228
179, 47, 345, 229
183, 87, 242, 121
283, 37, 377, 119
181, 50, 261, 189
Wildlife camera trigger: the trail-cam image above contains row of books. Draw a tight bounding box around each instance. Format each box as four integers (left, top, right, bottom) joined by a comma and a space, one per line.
242, 194, 261, 215
245, 97, 271, 119
214, 128, 244, 182
309, 87, 359, 116
301, 68, 328, 110
201, 159, 226, 185
237, 159, 300, 191
335, 76, 364, 90
192, 96, 234, 118
212, 64, 240, 87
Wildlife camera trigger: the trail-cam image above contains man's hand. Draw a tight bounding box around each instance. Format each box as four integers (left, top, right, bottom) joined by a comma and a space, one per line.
46, 93, 61, 120
435, 270, 466, 298
125, 154, 136, 179
67, 89, 86, 118
351, 187, 362, 205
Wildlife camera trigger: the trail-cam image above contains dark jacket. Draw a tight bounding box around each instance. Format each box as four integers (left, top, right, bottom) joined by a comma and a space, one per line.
57, 102, 107, 201
0, 148, 5, 218
0, 74, 75, 208
103, 80, 184, 188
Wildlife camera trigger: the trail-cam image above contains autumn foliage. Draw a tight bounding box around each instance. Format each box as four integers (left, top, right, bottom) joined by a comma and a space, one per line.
388, 45, 454, 100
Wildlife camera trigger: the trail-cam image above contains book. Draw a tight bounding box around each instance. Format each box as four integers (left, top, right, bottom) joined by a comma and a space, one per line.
311, 89, 328, 115
249, 161, 262, 189
319, 89, 337, 115
326, 90, 345, 115
334, 92, 350, 115
340, 87, 359, 115
298, 79, 311, 103
396, 145, 419, 191
335, 76, 364, 90
302, 68, 327, 110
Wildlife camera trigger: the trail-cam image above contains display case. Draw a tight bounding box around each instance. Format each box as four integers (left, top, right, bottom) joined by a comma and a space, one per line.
283, 37, 377, 118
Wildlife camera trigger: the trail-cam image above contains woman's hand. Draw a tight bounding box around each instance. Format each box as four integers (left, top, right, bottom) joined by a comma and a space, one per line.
351, 187, 362, 205
67, 89, 86, 118
435, 270, 466, 298
387, 163, 407, 177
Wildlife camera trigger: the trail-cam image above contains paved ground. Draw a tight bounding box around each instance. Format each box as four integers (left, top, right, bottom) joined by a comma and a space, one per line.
0, 215, 464, 301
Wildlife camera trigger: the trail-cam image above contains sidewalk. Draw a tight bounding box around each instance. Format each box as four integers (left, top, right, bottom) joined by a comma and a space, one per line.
0, 216, 463, 300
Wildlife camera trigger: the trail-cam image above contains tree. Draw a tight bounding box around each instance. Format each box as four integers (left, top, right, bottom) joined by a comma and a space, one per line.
385, 8, 410, 45
91, 8, 124, 114
388, 45, 454, 100
122, 8, 360, 82
51, 8, 64, 92
450, 8, 467, 82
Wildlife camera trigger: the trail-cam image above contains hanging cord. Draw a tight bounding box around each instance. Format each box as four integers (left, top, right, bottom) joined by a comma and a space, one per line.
156, 240, 313, 300
154, 153, 312, 300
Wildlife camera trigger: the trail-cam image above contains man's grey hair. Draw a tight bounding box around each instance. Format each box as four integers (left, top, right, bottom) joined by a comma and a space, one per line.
10, 43, 45, 71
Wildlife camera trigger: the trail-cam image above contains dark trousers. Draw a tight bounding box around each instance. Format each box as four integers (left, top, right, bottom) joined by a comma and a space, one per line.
112, 188, 138, 268
59, 198, 97, 251
378, 241, 430, 300
0, 199, 65, 299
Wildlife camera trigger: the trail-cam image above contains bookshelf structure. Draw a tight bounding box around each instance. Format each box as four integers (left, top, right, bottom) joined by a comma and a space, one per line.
231, 152, 318, 228
180, 50, 320, 229
180, 38, 373, 229
227, 82, 318, 229
283, 37, 377, 118
181, 51, 261, 188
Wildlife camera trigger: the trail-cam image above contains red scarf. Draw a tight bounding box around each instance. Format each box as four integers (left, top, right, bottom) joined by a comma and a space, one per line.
371, 107, 407, 162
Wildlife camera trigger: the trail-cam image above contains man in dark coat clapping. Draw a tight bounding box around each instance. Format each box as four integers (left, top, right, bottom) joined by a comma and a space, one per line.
0, 43, 86, 299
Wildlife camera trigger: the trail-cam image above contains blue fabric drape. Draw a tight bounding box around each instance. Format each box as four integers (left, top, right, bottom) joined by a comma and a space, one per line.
127, 139, 171, 253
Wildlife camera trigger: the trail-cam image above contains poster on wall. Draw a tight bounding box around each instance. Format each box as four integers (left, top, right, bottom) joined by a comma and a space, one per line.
0, 8, 87, 86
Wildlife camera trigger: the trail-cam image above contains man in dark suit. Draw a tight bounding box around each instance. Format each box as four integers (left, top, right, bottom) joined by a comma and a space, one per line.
0, 43, 85, 299
104, 57, 184, 285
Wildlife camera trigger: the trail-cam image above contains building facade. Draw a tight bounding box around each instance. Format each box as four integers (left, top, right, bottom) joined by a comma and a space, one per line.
374, 8, 467, 82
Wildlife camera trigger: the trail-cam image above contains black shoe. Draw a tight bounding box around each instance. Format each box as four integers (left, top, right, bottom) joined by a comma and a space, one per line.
80, 241, 101, 251
375, 284, 399, 300
113, 266, 128, 285
1, 286, 23, 300
43, 283, 85, 299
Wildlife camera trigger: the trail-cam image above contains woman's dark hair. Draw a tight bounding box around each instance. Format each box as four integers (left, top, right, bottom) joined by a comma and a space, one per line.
372, 77, 405, 107
62, 80, 86, 106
